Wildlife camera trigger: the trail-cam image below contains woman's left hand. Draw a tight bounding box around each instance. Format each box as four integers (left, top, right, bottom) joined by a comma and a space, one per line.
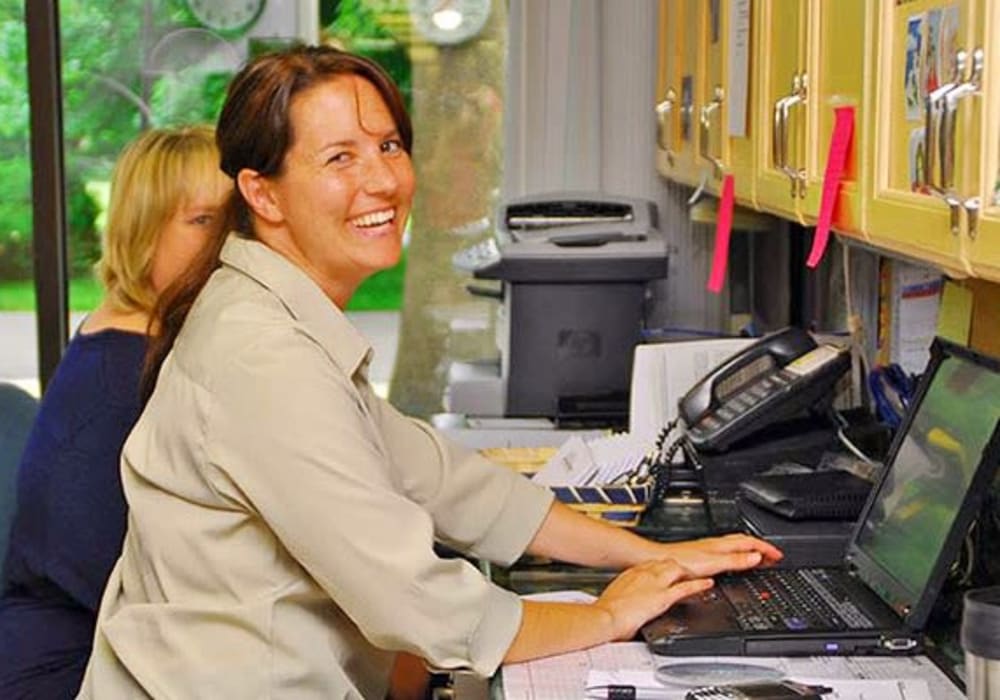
655, 534, 783, 576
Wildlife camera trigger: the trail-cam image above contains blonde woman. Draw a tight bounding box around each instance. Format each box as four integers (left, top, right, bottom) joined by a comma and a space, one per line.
0, 126, 230, 699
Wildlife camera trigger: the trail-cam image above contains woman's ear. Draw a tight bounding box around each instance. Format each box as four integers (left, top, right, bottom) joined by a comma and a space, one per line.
237, 169, 284, 225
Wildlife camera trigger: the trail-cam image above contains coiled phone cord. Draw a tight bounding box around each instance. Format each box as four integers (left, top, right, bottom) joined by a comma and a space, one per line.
649, 418, 684, 502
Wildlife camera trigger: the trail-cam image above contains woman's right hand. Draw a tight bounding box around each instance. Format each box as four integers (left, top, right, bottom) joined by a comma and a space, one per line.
593, 559, 714, 641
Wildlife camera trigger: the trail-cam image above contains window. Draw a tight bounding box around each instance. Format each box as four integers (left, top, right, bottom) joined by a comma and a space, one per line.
10, 0, 506, 414
0, 0, 39, 395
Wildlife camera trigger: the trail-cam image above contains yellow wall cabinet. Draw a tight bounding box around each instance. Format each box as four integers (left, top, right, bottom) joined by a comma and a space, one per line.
656, 0, 757, 201
866, 0, 992, 278
655, 0, 703, 188
964, 0, 1000, 280
754, 0, 806, 222
656, 0, 1000, 283
655, 0, 682, 183
802, 0, 868, 239
700, 0, 757, 204
754, 0, 867, 236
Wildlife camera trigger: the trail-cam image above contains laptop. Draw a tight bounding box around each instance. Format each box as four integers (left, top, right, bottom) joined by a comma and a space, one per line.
641, 338, 1000, 656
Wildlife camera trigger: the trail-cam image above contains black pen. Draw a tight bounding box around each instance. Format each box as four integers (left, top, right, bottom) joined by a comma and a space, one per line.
584, 683, 675, 699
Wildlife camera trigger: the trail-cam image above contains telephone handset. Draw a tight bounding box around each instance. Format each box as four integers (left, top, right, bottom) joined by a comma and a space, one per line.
679, 327, 851, 454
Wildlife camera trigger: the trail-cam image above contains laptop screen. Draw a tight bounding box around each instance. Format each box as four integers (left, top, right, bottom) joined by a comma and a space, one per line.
855, 347, 1000, 605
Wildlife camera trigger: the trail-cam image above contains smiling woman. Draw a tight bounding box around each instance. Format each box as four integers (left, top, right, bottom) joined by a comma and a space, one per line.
75, 45, 781, 700
234, 73, 414, 307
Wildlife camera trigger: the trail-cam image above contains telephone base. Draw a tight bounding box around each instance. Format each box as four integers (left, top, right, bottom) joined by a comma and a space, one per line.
685, 409, 890, 492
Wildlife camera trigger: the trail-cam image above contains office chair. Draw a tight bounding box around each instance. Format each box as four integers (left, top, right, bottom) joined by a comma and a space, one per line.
0, 383, 38, 564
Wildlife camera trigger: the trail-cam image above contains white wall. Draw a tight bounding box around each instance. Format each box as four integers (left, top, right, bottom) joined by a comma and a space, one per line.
504, 0, 729, 334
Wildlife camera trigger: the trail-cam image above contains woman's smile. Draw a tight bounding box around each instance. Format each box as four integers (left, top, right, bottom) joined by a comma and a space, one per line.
350, 207, 397, 237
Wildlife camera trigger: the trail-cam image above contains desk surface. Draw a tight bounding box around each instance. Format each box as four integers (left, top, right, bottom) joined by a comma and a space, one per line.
490, 490, 969, 698
495, 642, 964, 699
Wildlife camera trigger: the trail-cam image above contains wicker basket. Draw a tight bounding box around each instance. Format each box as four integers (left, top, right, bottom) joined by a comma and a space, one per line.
481, 446, 654, 527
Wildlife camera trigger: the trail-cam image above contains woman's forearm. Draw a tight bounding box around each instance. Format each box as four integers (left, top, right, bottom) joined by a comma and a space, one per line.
503, 560, 715, 663
524, 501, 661, 569
503, 600, 617, 663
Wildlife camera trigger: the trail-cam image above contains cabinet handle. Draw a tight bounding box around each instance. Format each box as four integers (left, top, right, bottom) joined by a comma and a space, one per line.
943, 48, 983, 238
941, 48, 983, 236
656, 88, 677, 165
699, 85, 725, 178
779, 74, 806, 197
922, 53, 964, 191
964, 196, 981, 240
792, 73, 808, 199
772, 92, 791, 172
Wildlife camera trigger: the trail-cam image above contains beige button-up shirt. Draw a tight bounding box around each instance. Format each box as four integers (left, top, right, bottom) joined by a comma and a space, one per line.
78, 235, 553, 699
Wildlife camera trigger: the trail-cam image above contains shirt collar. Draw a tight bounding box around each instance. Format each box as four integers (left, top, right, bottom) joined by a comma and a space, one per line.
218, 234, 373, 379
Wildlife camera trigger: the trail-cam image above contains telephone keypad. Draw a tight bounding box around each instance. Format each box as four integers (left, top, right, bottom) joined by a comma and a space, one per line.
694, 372, 794, 440
773, 370, 795, 384
747, 384, 769, 400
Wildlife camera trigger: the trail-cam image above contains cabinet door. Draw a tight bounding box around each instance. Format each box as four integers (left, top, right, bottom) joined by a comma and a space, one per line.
866, 0, 974, 276
801, 0, 868, 238
665, 0, 706, 187
701, 0, 757, 206
656, 0, 684, 182
755, 0, 806, 222
699, 0, 727, 196
962, 0, 999, 279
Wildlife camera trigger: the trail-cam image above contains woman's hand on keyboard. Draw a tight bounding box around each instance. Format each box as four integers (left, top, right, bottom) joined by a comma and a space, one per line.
655, 533, 784, 577
594, 559, 714, 640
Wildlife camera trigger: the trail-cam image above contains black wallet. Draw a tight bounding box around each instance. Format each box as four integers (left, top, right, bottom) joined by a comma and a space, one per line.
738, 470, 872, 521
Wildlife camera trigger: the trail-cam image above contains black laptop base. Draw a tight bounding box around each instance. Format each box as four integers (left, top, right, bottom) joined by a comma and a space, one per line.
643, 568, 917, 657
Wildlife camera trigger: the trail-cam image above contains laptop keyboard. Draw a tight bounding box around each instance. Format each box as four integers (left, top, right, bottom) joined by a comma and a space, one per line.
723, 568, 875, 632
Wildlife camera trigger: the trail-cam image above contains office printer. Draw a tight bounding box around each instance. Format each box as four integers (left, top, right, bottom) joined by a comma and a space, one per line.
449, 192, 668, 423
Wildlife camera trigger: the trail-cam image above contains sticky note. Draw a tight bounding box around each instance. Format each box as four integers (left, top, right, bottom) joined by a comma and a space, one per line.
936, 281, 972, 344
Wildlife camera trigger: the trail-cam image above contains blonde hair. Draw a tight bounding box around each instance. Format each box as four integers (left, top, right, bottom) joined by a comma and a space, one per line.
96, 125, 221, 313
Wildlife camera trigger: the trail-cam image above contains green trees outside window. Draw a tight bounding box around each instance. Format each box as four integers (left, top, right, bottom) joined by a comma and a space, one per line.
0, 0, 412, 313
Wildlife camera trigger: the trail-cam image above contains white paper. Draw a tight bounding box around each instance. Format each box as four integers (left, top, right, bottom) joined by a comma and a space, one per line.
889, 262, 943, 374
586, 670, 930, 700
502, 643, 654, 700
521, 590, 597, 604
501, 645, 963, 700
628, 337, 755, 445
530, 436, 597, 486
727, 0, 751, 137
533, 433, 649, 486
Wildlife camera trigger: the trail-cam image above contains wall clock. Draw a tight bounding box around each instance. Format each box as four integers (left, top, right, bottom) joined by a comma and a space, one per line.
409, 0, 492, 46
185, 0, 266, 36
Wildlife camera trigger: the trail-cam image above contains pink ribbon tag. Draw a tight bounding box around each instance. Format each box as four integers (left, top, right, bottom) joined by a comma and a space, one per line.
807, 106, 855, 268
707, 174, 735, 294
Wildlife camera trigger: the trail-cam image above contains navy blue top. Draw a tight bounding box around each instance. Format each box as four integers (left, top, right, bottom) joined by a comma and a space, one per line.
0, 328, 146, 699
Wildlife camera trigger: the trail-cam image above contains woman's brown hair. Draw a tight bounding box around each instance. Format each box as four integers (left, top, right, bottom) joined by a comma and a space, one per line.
142, 45, 412, 401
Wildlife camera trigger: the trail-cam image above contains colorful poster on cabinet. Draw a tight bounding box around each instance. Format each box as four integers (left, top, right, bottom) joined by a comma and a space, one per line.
904, 13, 924, 121
923, 10, 941, 95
